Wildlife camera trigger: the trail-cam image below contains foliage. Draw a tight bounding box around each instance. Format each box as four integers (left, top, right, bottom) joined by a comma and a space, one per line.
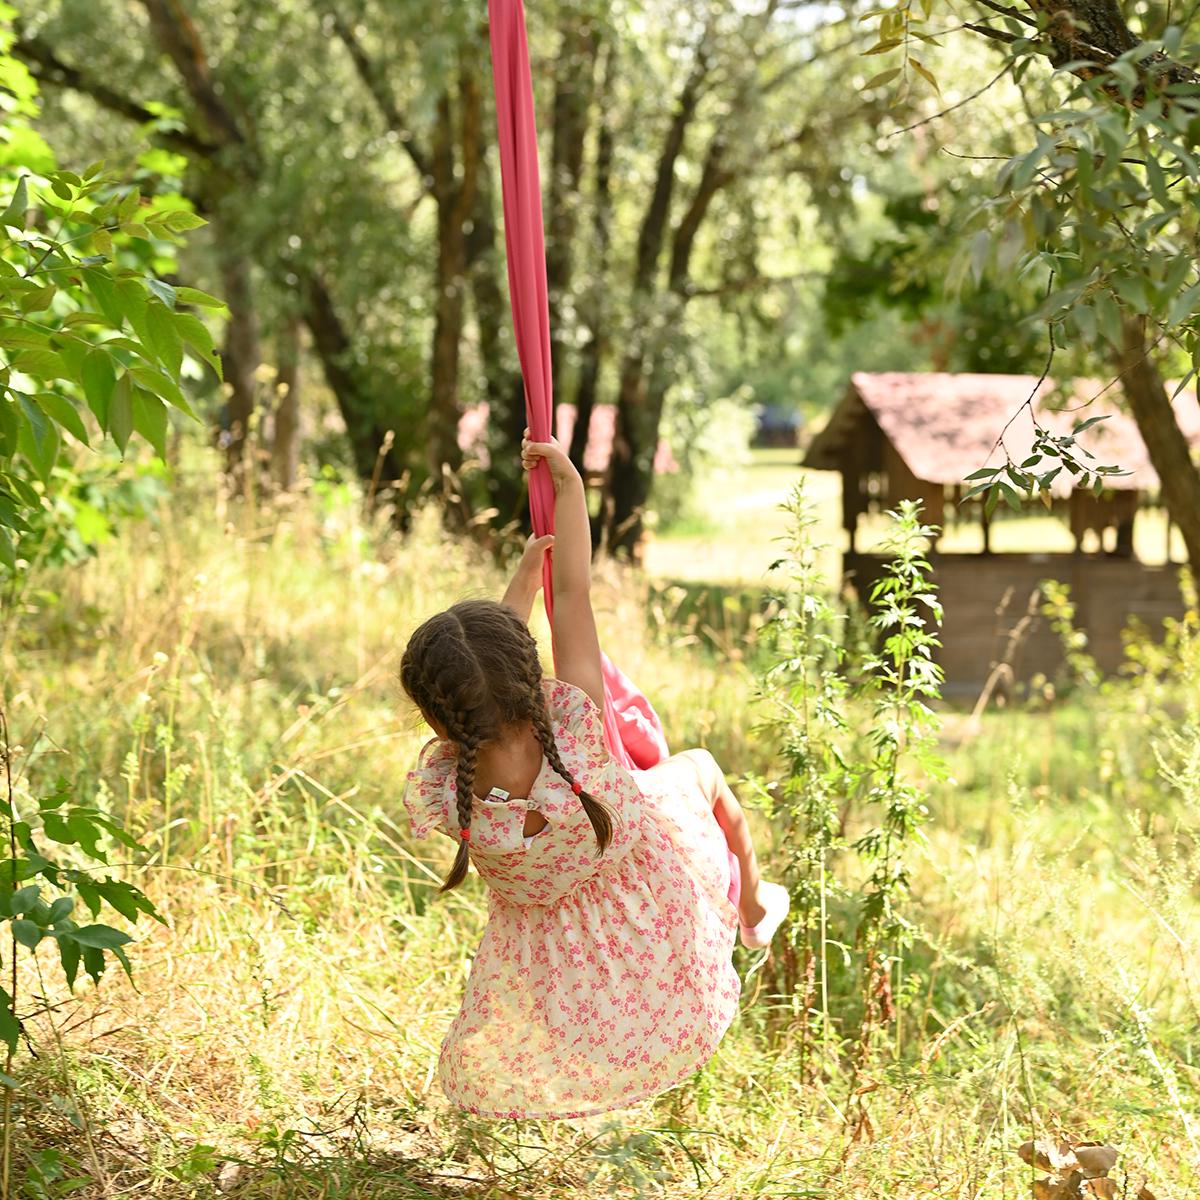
1038, 577, 1103, 694
0, 18, 211, 1193
850, 499, 946, 1052
751, 490, 946, 1065
0, 477, 1195, 1195
858, 0, 1200, 522
0, 9, 222, 570
748, 479, 850, 1067
649, 388, 758, 533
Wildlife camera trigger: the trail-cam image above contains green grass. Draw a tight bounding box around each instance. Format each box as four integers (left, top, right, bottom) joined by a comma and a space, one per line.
4, 468, 1199, 1199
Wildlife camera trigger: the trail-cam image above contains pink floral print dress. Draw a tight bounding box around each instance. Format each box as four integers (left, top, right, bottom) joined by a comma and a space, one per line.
403, 677, 742, 1119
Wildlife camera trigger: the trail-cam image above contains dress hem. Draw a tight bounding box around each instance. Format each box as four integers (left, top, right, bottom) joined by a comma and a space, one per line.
441, 1009, 739, 1121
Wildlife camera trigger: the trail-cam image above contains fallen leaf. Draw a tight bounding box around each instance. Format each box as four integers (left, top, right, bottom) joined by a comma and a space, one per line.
1074, 1144, 1118, 1177
1137, 1187, 1157, 1200
1020, 1139, 1080, 1173
1081, 1180, 1117, 1198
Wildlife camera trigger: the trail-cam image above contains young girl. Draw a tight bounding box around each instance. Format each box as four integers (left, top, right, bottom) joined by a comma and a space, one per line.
400, 433, 789, 1120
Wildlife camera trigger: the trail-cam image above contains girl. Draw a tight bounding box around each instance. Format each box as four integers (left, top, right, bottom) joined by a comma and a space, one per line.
400, 433, 789, 1120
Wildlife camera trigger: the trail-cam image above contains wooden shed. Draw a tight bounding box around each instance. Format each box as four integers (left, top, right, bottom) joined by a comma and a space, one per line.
804, 372, 1200, 695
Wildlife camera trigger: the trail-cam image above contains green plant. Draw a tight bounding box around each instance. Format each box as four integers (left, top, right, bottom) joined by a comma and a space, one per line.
1039, 578, 1102, 695
0, 714, 163, 1195
0, 4, 224, 571
851, 501, 946, 1058
748, 480, 849, 1068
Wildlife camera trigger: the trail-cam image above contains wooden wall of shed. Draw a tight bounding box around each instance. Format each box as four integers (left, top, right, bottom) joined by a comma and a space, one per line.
844, 551, 1186, 697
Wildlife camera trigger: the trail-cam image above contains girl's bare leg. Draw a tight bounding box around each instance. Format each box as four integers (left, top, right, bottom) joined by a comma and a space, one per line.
639, 748, 770, 928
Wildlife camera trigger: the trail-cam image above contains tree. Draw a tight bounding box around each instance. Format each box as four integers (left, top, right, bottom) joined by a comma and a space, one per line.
860, 0, 1200, 576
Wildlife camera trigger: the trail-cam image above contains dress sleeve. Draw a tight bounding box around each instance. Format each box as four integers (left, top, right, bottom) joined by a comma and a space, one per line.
402, 737, 455, 839
545, 677, 611, 775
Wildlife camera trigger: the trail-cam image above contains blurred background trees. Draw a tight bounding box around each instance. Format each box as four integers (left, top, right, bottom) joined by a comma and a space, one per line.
9, 0, 1200, 568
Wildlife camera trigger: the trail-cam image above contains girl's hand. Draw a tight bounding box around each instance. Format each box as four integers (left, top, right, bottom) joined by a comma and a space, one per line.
517, 533, 555, 582
502, 532, 555, 620
521, 429, 581, 492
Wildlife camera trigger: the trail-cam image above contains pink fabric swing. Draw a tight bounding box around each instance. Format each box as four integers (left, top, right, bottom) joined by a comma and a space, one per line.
487, 0, 669, 771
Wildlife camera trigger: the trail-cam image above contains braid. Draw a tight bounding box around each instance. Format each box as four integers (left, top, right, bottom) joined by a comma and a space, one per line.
441, 716, 481, 892
528, 690, 613, 855
400, 597, 614, 889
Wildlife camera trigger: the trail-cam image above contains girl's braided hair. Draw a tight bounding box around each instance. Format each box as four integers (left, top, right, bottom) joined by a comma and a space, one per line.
400, 599, 613, 891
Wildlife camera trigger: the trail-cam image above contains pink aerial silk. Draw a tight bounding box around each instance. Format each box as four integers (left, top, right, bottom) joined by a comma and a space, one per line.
486, 0, 669, 772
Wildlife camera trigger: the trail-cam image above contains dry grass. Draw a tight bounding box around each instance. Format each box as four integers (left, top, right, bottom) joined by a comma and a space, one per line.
5, 474, 1200, 1198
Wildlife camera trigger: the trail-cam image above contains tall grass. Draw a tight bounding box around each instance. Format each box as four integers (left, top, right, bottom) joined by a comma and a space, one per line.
4, 468, 1199, 1199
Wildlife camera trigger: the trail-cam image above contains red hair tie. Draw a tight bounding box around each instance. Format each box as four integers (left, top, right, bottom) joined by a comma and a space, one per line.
459, 826, 471, 842
571, 781, 582, 795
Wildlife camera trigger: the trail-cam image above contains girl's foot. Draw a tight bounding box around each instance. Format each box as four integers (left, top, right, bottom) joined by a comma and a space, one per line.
739, 881, 790, 950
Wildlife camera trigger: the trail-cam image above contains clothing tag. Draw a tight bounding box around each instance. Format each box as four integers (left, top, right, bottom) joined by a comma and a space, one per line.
483, 787, 510, 803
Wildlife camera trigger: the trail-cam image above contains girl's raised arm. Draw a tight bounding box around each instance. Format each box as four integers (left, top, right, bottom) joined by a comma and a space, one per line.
520, 432, 604, 710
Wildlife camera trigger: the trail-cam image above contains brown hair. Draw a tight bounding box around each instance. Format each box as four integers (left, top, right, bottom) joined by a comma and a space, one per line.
400, 599, 613, 891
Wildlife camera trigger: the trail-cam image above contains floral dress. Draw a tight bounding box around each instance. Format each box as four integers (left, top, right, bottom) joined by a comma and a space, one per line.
403, 677, 742, 1119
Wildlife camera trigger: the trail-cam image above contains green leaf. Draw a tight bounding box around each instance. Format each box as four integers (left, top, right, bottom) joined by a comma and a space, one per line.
81, 945, 105, 985
0, 398, 18, 458
0, 176, 28, 229
863, 68, 901, 90
35, 391, 90, 447
130, 363, 195, 418
84, 269, 123, 327
81, 347, 116, 427
12, 348, 67, 381
910, 58, 940, 94
0, 527, 14, 571
61, 310, 115, 330
117, 187, 141, 224
146, 277, 177, 309
145, 298, 183, 377
162, 209, 206, 232
173, 311, 221, 379
131, 388, 168, 459
18, 396, 59, 481
174, 286, 227, 310
59, 934, 81, 990
10, 885, 39, 915
19, 283, 57, 314
109, 373, 133, 452
48, 897, 74, 924
1169, 280, 1200, 326
94, 877, 159, 922
0, 987, 17, 1054
70, 923, 133, 950
114, 278, 151, 347
10, 919, 41, 949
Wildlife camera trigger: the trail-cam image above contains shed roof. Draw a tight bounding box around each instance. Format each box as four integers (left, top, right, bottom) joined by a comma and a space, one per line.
458, 402, 678, 475
805, 372, 1200, 493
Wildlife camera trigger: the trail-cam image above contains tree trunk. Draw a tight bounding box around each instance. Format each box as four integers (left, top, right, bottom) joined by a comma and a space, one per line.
546, 17, 599, 412
1118, 316, 1200, 579
603, 42, 712, 555
569, 40, 616, 476
215, 227, 260, 484
272, 315, 301, 492
298, 266, 409, 497
428, 66, 482, 485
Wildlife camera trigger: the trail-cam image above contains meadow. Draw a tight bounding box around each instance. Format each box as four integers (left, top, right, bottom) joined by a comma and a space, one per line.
4, 456, 1198, 1200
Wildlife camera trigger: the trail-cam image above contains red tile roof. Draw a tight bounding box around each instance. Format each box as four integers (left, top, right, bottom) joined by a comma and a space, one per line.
458, 402, 678, 475
805, 372, 1200, 493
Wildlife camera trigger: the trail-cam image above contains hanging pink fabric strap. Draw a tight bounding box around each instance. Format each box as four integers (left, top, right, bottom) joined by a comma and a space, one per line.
487, 0, 669, 770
